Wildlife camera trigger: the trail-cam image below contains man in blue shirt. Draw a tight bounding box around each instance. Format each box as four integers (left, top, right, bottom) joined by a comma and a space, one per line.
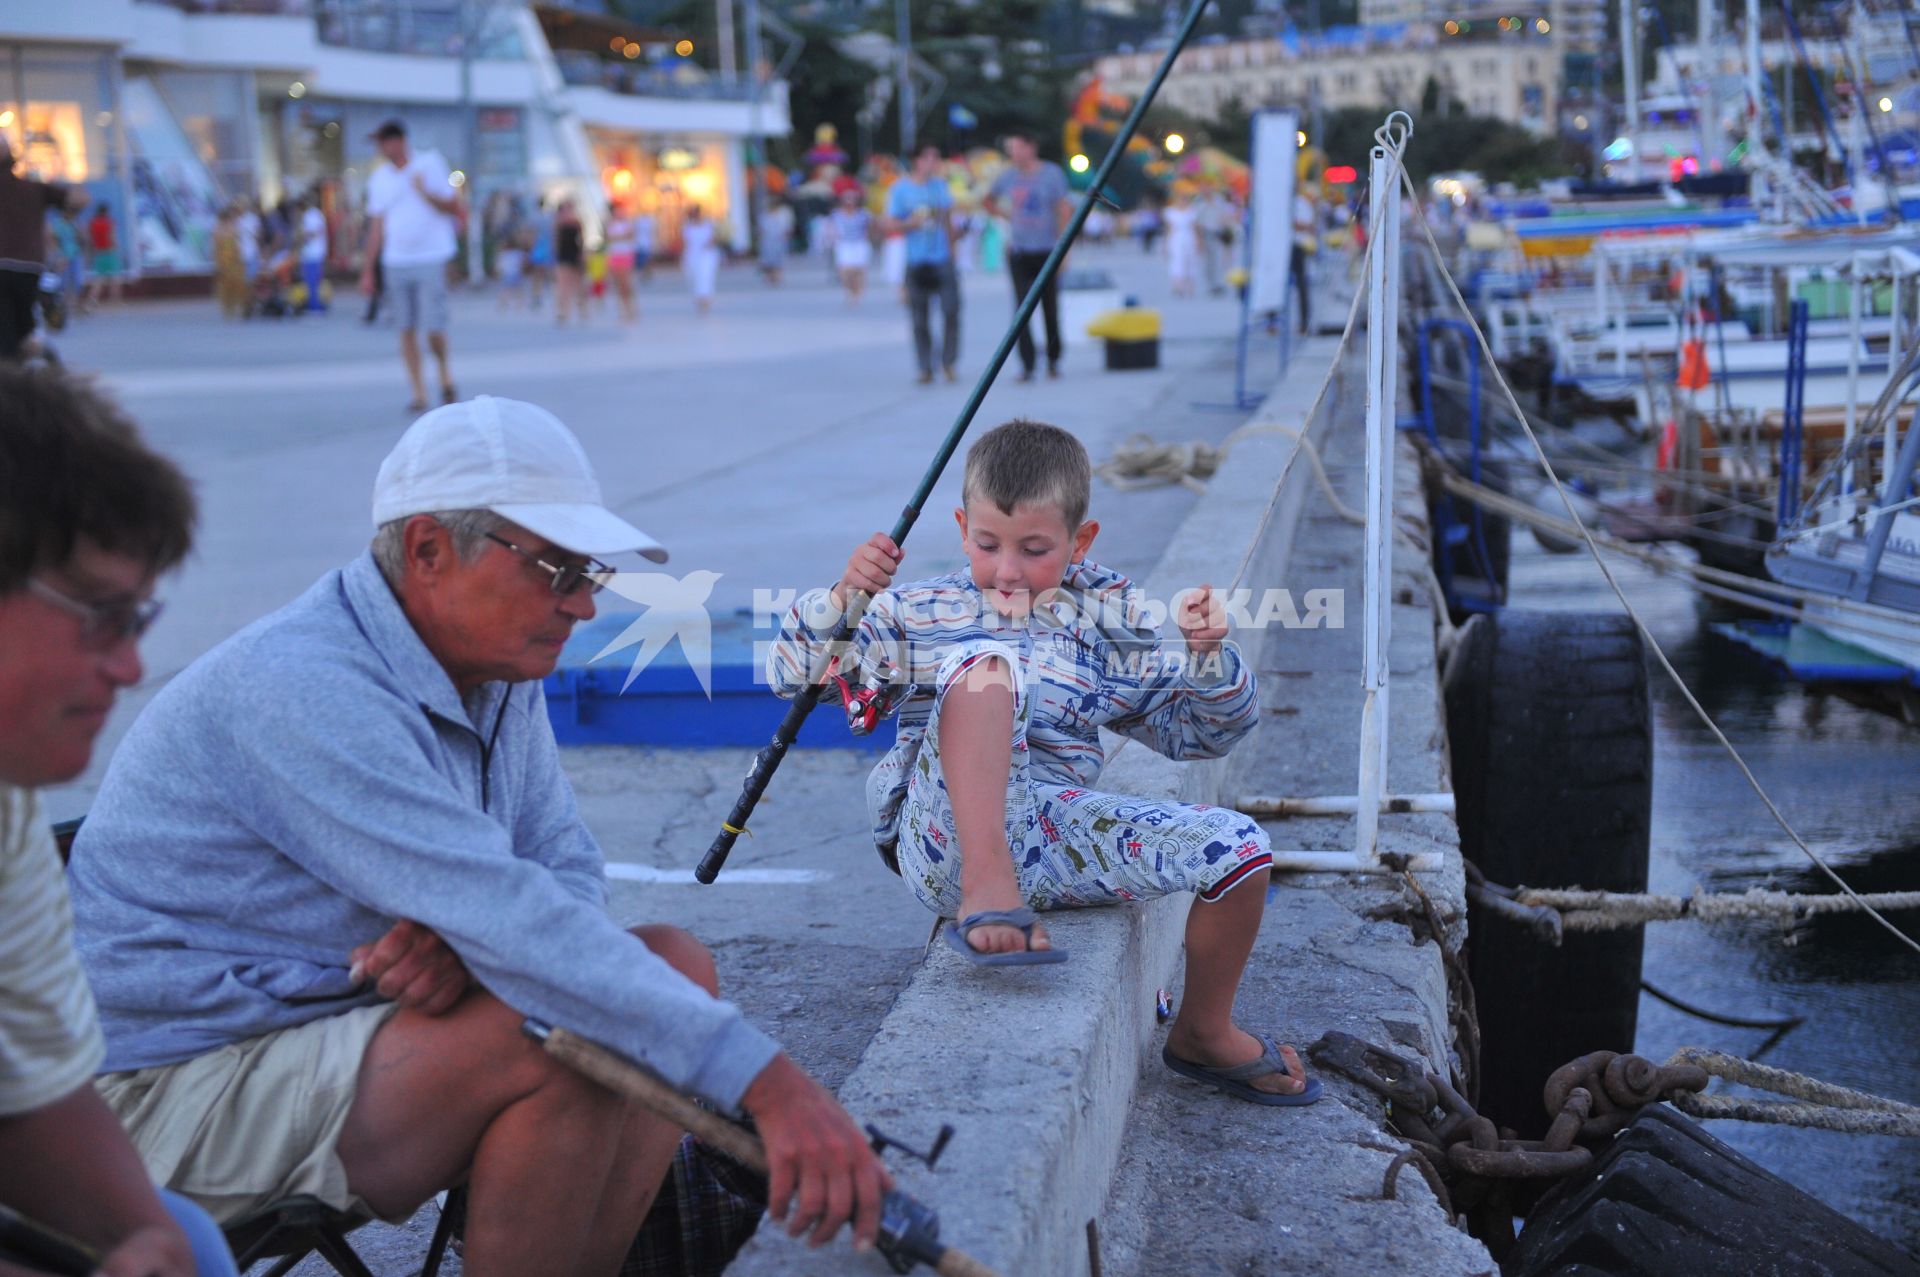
885, 143, 961, 384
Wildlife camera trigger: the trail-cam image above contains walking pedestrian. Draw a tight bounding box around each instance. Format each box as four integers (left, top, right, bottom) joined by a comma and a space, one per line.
681, 205, 720, 313
297, 193, 328, 313
828, 188, 872, 307
632, 205, 656, 281
0, 136, 71, 361
757, 199, 793, 286
551, 198, 587, 325
213, 206, 248, 319
1163, 188, 1200, 298
604, 201, 639, 323
525, 196, 554, 310
1291, 184, 1319, 335
49, 201, 84, 319
885, 144, 960, 384
83, 203, 123, 309
237, 198, 262, 304
1196, 187, 1233, 295
359, 119, 460, 412
986, 129, 1072, 382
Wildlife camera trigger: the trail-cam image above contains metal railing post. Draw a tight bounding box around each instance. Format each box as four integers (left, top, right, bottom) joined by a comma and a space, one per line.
1356, 127, 1405, 868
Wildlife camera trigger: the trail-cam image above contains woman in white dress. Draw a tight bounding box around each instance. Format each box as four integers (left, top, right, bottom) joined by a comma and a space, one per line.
681, 205, 720, 312
1163, 189, 1201, 298
829, 188, 873, 306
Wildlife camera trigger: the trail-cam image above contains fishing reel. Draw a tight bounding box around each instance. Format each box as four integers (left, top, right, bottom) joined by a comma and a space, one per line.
867, 1122, 956, 1274
826, 655, 917, 735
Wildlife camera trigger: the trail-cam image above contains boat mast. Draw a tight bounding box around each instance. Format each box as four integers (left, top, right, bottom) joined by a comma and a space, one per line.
1622, 0, 1643, 181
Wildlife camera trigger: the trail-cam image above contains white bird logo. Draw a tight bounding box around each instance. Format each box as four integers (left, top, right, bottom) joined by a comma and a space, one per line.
591, 570, 725, 696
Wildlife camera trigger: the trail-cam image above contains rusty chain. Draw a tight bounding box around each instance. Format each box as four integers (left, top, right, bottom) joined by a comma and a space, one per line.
1309, 1032, 1713, 1253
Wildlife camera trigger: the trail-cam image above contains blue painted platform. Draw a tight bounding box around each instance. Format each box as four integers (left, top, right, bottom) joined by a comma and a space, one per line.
542, 610, 895, 751
1709, 619, 1918, 685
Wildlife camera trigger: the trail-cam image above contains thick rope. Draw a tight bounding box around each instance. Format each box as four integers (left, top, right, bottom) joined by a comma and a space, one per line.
1663, 1047, 1920, 1136
1395, 162, 1920, 958
1512, 885, 1920, 930
1097, 423, 1366, 525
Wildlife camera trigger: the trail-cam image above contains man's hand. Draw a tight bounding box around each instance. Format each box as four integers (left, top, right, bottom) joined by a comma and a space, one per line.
94, 1221, 195, 1277
350, 919, 469, 1015
741, 1055, 892, 1251
1177, 583, 1228, 656
829, 533, 902, 610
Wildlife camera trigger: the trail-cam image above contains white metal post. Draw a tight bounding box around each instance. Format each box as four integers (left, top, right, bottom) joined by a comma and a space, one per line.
1356, 136, 1402, 867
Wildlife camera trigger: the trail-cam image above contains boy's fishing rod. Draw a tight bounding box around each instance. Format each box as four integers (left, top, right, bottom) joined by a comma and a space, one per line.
697, 0, 1218, 884
523, 1020, 1000, 1277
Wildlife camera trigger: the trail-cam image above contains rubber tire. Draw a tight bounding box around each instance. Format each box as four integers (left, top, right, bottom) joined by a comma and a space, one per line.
1445, 609, 1653, 1137
1507, 1105, 1920, 1277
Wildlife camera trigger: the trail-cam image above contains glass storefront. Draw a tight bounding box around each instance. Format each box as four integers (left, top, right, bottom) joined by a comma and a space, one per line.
588, 130, 732, 252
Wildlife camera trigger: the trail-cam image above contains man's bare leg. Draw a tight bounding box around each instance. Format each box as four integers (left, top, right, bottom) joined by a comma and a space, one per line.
428, 330, 453, 400
399, 329, 426, 407
335, 924, 709, 1277
573, 926, 718, 1273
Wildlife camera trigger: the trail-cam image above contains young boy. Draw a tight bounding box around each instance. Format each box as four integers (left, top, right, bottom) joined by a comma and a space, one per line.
769, 419, 1320, 1104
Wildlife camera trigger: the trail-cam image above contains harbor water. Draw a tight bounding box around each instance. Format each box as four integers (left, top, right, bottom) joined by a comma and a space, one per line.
1505, 532, 1920, 1254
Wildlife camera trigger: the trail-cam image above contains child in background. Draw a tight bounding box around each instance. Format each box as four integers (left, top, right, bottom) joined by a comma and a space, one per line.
768, 420, 1322, 1106
495, 236, 527, 311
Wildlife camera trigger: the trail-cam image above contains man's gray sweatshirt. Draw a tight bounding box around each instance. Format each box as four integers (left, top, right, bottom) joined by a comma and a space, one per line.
68, 553, 779, 1110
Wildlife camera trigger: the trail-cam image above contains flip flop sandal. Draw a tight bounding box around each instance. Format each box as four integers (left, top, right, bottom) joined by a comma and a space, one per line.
942, 907, 1069, 967
1163, 1033, 1324, 1106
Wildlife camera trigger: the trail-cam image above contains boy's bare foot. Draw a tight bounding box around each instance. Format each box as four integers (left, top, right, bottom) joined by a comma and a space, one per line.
955, 883, 1052, 955
1163, 1024, 1310, 1096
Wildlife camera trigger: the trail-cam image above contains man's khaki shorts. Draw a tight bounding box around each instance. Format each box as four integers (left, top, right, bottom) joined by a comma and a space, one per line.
96, 1003, 399, 1224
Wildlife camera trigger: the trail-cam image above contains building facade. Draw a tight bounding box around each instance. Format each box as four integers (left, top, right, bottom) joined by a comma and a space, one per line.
0, 0, 788, 278
1093, 26, 1560, 136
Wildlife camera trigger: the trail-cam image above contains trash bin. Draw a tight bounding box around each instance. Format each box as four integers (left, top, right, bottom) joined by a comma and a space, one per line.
1086, 299, 1161, 370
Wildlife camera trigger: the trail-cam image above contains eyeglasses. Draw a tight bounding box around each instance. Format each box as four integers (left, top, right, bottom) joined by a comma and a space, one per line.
27, 577, 165, 647
485, 533, 614, 597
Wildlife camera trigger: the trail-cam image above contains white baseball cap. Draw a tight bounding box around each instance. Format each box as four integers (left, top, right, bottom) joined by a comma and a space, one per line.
372, 396, 667, 563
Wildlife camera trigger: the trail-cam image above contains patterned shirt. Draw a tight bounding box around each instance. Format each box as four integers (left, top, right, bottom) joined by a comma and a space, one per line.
767, 560, 1259, 849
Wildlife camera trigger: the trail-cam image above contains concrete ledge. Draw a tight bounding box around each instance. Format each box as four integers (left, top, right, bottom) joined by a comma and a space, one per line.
730, 340, 1352, 1277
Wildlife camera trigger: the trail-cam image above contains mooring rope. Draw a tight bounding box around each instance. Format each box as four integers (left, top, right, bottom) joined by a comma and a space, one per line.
1663, 1047, 1920, 1136
1096, 423, 1366, 523
1512, 885, 1920, 930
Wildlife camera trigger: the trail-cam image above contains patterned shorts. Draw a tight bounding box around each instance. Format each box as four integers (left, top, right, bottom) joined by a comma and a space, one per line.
895, 640, 1273, 918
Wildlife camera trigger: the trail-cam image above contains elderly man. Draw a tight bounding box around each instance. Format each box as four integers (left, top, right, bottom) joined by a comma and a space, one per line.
0, 366, 235, 1277
68, 396, 888, 1275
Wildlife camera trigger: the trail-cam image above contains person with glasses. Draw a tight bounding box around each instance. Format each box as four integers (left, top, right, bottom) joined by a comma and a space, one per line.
0, 365, 238, 1276
66, 396, 891, 1275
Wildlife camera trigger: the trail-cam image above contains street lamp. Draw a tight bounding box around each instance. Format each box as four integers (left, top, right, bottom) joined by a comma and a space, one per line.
1165, 132, 1186, 154
1879, 97, 1894, 113
1069, 154, 1090, 173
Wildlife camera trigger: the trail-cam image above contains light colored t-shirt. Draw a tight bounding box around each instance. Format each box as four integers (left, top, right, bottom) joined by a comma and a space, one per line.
299, 205, 328, 263
887, 177, 953, 266
0, 785, 105, 1116
367, 149, 457, 269
989, 162, 1070, 254
1293, 193, 1319, 253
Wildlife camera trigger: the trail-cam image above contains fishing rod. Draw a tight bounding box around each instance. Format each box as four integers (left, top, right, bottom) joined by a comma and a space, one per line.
0, 1203, 98, 1277
523, 1020, 998, 1276
696, 0, 1219, 884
